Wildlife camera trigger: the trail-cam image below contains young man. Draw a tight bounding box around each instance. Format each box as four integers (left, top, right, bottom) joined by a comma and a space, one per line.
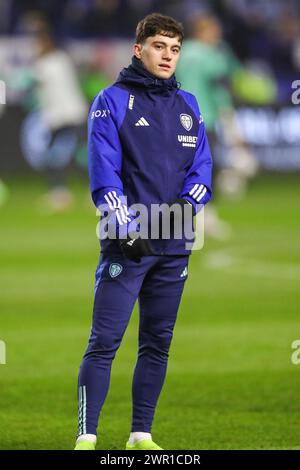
75, 13, 212, 451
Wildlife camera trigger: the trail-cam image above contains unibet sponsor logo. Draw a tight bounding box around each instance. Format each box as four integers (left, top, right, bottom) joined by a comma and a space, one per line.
178, 135, 197, 148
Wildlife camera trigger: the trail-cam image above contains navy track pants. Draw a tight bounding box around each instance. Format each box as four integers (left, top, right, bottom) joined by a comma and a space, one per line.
77, 252, 189, 437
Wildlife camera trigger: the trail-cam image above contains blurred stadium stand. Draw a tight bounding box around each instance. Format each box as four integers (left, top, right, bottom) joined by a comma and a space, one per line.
0, 0, 300, 173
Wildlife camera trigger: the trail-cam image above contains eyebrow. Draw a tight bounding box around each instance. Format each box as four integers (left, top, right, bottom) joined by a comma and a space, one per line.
152, 41, 181, 49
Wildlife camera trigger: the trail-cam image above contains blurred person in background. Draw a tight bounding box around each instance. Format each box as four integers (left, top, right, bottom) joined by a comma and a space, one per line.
176, 14, 259, 240
0, 83, 9, 207
21, 12, 88, 211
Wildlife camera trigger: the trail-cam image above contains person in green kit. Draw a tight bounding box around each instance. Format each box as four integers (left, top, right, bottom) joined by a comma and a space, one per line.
176, 14, 242, 239
176, 14, 240, 135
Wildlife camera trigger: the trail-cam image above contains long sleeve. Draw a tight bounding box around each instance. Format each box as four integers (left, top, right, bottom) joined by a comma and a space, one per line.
179, 93, 213, 213
88, 89, 137, 236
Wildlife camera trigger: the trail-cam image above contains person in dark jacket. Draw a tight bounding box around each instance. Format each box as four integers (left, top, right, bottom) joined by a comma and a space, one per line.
75, 13, 213, 451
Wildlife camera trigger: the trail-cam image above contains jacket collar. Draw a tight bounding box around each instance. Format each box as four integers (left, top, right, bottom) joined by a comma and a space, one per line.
116, 56, 180, 94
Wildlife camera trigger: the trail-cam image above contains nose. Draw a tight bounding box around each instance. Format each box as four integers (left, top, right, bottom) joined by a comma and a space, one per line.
162, 48, 172, 61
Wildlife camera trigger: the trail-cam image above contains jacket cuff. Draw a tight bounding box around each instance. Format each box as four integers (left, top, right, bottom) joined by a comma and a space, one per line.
180, 183, 211, 213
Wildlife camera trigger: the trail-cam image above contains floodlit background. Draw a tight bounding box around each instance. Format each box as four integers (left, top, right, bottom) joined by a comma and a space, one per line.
0, 0, 300, 450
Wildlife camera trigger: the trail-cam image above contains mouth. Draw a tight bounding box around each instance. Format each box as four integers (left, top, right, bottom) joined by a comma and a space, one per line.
158, 64, 171, 71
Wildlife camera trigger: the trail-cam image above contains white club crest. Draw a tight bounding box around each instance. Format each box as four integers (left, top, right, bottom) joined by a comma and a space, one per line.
109, 263, 123, 278
180, 113, 193, 131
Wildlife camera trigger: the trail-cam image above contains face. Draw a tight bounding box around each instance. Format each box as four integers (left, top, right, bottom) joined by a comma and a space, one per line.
194, 17, 222, 46
134, 33, 181, 79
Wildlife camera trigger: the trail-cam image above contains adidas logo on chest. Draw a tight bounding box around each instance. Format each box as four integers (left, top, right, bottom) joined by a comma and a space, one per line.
135, 117, 150, 126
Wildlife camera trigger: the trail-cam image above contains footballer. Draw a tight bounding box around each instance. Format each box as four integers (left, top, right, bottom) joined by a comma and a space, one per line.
75, 13, 212, 450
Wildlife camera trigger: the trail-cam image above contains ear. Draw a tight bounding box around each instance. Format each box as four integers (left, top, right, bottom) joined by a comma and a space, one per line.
133, 43, 142, 59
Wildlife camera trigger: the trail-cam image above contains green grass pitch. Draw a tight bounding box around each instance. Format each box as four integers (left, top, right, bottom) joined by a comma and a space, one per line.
0, 174, 300, 450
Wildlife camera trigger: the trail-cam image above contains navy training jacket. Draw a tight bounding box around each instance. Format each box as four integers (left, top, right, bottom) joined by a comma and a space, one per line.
88, 56, 213, 255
